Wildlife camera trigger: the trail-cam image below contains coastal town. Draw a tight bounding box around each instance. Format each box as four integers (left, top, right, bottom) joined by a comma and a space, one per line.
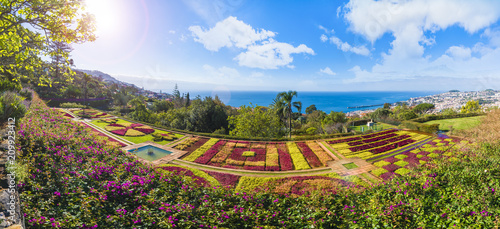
347, 89, 500, 117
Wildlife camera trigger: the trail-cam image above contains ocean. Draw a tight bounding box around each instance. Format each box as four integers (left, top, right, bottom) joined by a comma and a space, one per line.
189, 91, 443, 113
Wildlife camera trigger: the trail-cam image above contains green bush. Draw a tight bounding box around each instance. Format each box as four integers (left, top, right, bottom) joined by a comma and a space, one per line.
0, 91, 27, 122
306, 127, 317, 135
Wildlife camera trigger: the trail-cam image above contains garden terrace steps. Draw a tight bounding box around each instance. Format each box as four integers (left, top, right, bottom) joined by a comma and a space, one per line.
82, 120, 134, 145
170, 159, 335, 178
327, 158, 378, 177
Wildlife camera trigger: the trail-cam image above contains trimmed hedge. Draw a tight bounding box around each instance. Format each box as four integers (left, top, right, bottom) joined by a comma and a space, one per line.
411, 112, 484, 123
399, 121, 439, 133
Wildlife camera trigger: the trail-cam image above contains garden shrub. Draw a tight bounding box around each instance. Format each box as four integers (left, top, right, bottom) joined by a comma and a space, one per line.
373, 160, 391, 168
394, 160, 409, 167
394, 168, 410, 175
0, 91, 27, 122
371, 168, 388, 176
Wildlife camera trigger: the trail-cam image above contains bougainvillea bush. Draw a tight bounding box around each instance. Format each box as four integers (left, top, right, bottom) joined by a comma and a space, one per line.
16, 95, 500, 228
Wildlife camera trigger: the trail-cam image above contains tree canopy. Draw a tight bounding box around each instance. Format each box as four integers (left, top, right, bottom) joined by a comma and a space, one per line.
0, 0, 96, 87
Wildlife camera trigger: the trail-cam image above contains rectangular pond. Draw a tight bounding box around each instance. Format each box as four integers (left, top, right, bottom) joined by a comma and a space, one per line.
128, 145, 173, 161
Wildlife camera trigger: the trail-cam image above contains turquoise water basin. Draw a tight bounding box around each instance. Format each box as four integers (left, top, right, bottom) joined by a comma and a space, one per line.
128, 145, 173, 161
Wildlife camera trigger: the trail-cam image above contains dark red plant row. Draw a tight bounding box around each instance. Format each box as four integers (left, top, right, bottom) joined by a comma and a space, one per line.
327, 137, 362, 144
245, 148, 266, 162
369, 139, 416, 154
227, 148, 248, 164
160, 167, 210, 187
194, 140, 226, 164
350, 135, 411, 152
183, 138, 209, 154
296, 142, 322, 167
205, 171, 240, 188
360, 129, 397, 139
277, 143, 293, 171
243, 165, 266, 171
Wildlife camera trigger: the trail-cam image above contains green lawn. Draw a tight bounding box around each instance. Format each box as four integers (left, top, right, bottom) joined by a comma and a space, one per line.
424, 116, 483, 131
90, 119, 184, 145
349, 122, 397, 132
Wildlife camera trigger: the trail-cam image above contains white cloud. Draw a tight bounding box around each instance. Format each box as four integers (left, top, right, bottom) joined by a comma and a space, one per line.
340, 0, 500, 83
319, 67, 336, 76
189, 16, 275, 51
234, 39, 315, 69
190, 17, 314, 69
327, 36, 370, 56
320, 34, 328, 42
169, 30, 176, 34
319, 25, 334, 34
445, 46, 472, 60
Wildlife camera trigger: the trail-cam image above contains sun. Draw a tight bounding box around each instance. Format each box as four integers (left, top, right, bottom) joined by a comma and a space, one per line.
84, 0, 123, 36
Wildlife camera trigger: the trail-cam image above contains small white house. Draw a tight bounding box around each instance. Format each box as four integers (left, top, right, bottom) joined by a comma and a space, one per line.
367, 119, 374, 127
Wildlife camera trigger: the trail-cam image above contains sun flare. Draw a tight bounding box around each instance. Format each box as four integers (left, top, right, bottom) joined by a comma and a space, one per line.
84, 0, 123, 36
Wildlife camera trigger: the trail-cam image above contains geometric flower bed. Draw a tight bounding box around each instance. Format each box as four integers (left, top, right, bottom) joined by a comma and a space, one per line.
80, 122, 127, 147
182, 139, 335, 171
234, 173, 358, 197
370, 137, 471, 181
327, 130, 433, 160
71, 108, 113, 119
104, 123, 154, 136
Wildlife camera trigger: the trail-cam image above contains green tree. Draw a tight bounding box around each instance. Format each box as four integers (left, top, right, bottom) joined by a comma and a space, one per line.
305, 104, 317, 114
275, 91, 302, 138
413, 103, 435, 114
383, 103, 391, 109
370, 108, 392, 121
321, 111, 347, 133
398, 110, 418, 120
228, 104, 283, 138
461, 100, 482, 113
1, 0, 96, 87
152, 100, 174, 113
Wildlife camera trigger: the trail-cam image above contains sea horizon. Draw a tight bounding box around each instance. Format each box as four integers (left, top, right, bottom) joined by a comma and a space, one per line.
186, 90, 445, 113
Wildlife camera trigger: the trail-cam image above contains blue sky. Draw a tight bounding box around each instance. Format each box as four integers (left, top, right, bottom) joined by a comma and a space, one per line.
72, 0, 500, 93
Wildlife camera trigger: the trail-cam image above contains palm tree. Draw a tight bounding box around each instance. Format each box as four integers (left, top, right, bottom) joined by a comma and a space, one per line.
274, 90, 302, 138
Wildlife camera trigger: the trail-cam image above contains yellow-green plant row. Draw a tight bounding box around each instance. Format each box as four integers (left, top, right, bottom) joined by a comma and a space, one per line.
158, 164, 220, 187
265, 145, 279, 167
235, 176, 279, 193
211, 142, 236, 163
286, 142, 311, 170
183, 138, 220, 162
306, 141, 333, 165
